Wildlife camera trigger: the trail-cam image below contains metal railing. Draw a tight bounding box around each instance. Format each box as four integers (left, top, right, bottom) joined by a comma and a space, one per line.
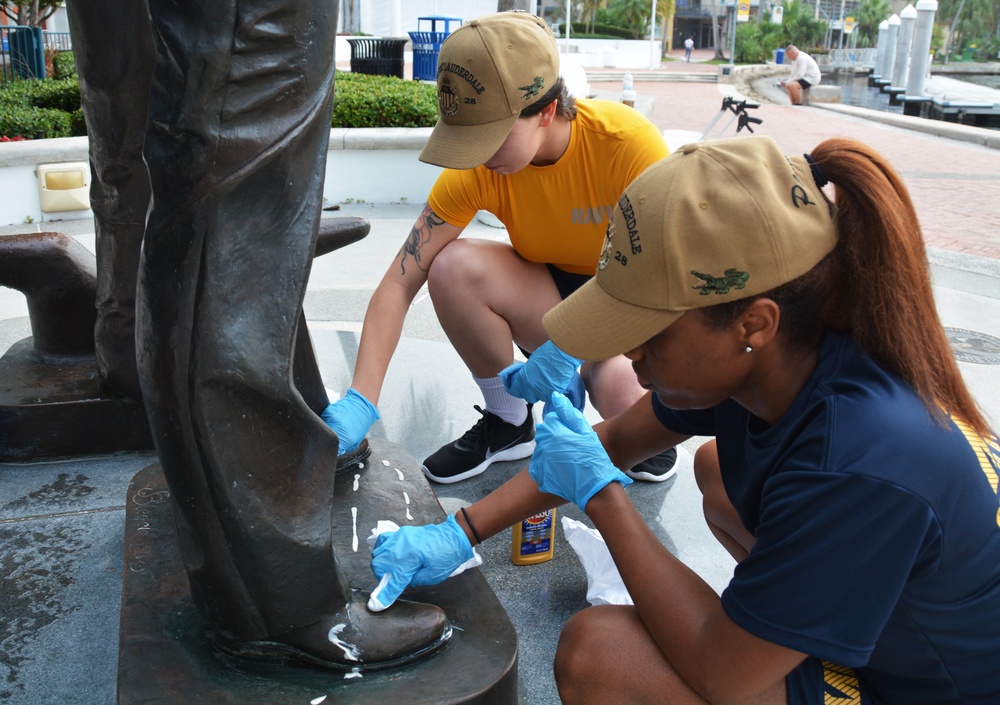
674, 7, 715, 17
829, 47, 877, 69
43, 31, 72, 52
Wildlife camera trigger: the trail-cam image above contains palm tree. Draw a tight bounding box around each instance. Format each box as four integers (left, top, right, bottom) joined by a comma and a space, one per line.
657, 0, 677, 54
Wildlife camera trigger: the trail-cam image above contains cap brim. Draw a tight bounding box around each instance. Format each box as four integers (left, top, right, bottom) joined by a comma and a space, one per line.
418, 113, 519, 169
543, 277, 684, 361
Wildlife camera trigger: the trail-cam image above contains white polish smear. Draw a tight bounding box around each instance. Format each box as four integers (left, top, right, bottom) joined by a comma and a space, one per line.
403, 491, 410, 505
406, 507, 413, 521
351, 507, 359, 552
358, 462, 364, 469
311, 696, 328, 705
395, 467, 404, 481
381, 459, 390, 466
352, 473, 360, 492
327, 624, 360, 662
344, 667, 363, 679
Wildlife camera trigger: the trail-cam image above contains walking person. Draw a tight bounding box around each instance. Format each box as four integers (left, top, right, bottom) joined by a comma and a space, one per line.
684, 36, 694, 62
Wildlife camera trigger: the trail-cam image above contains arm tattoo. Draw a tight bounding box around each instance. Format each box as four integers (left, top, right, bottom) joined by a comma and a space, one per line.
399, 205, 446, 275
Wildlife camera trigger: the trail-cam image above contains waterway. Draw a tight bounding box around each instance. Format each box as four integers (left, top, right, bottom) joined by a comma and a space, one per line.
822, 71, 904, 114
821, 69, 1000, 130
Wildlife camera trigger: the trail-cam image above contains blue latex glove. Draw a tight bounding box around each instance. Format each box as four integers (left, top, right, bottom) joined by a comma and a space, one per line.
529, 392, 633, 512
499, 340, 585, 407
369, 515, 474, 610
559, 371, 587, 412
320, 388, 379, 455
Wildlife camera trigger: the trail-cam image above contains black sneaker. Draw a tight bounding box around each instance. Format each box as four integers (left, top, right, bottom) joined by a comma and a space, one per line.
625, 448, 678, 482
422, 405, 535, 484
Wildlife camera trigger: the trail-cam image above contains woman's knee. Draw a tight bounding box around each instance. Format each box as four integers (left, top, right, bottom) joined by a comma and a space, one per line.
426, 239, 483, 297
692, 439, 720, 495
554, 610, 608, 702
580, 357, 645, 418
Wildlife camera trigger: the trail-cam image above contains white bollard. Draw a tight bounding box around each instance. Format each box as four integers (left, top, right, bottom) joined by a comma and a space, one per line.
892, 4, 917, 88
878, 14, 900, 82
906, 0, 938, 97
874, 20, 889, 78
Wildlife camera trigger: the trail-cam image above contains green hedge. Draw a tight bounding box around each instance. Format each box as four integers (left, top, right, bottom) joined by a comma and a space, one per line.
559, 22, 634, 40
52, 51, 77, 79
0, 77, 83, 138
332, 70, 438, 128
0, 67, 438, 139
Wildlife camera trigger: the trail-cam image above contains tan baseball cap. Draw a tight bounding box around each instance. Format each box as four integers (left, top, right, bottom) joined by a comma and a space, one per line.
418, 12, 560, 169
543, 136, 838, 361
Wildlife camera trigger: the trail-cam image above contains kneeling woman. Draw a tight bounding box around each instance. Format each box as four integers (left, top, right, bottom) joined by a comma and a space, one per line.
534, 136, 1000, 704
372, 136, 1000, 704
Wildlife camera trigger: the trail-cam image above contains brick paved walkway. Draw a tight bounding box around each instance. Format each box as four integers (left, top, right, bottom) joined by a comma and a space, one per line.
590, 69, 1000, 260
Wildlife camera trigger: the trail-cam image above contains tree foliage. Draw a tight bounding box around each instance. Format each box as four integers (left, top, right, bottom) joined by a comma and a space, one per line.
856, 0, 891, 48
0, 0, 62, 28
734, 20, 785, 62
779, 0, 828, 49
938, 0, 999, 59
580, 0, 610, 34
733, 0, 828, 62
597, 0, 654, 39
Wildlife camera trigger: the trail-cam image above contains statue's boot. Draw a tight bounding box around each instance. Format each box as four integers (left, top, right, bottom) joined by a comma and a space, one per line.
0, 232, 97, 357
66, 0, 154, 401
212, 593, 450, 670
136, 0, 449, 670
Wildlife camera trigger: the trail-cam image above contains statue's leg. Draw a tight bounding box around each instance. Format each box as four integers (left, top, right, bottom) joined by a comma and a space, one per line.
64, 0, 153, 400
136, 0, 448, 668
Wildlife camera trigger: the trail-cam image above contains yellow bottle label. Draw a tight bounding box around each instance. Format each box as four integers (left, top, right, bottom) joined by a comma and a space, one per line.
511, 509, 556, 565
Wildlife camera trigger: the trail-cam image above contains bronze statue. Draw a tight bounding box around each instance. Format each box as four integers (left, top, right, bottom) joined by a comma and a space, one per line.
64, 0, 450, 669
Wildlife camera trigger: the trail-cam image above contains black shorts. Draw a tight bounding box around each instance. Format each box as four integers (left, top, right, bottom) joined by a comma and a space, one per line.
786, 658, 880, 705
796, 78, 812, 89
517, 265, 591, 359
546, 263, 591, 299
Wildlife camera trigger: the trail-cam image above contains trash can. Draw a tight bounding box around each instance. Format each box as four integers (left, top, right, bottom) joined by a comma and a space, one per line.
961, 46, 975, 62
774, 48, 785, 64
409, 15, 462, 81
346, 37, 408, 79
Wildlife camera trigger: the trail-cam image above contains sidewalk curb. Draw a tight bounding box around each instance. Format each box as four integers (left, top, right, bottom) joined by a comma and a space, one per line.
813, 102, 1000, 150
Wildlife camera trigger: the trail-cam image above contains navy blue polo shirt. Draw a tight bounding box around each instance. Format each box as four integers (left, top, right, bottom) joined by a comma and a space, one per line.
654, 332, 1000, 704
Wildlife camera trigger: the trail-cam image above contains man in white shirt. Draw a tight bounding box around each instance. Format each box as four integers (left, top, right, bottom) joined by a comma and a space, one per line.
684, 36, 694, 62
778, 45, 821, 105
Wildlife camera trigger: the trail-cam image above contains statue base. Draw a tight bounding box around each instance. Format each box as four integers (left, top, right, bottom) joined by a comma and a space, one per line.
117, 439, 519, 704
0, 337, 153, 462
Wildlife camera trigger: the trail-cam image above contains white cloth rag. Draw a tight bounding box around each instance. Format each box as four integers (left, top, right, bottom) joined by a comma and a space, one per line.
562, 516, 633, 606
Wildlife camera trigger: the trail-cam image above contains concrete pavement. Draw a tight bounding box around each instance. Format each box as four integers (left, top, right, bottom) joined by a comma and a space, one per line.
2, 58, 1000, 704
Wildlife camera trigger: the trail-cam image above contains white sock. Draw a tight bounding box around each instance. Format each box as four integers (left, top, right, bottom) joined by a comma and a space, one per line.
474, 375, 528, 426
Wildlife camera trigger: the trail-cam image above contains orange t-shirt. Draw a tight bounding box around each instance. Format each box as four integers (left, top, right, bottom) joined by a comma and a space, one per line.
427, 99, 669, 275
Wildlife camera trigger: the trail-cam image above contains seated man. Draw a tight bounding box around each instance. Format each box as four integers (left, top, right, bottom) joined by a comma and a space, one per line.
778, 45, 821, 105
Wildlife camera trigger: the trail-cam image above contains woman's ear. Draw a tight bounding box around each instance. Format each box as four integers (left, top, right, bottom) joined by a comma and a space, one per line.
741, 298, 780, 351
537, 100, 559, 128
